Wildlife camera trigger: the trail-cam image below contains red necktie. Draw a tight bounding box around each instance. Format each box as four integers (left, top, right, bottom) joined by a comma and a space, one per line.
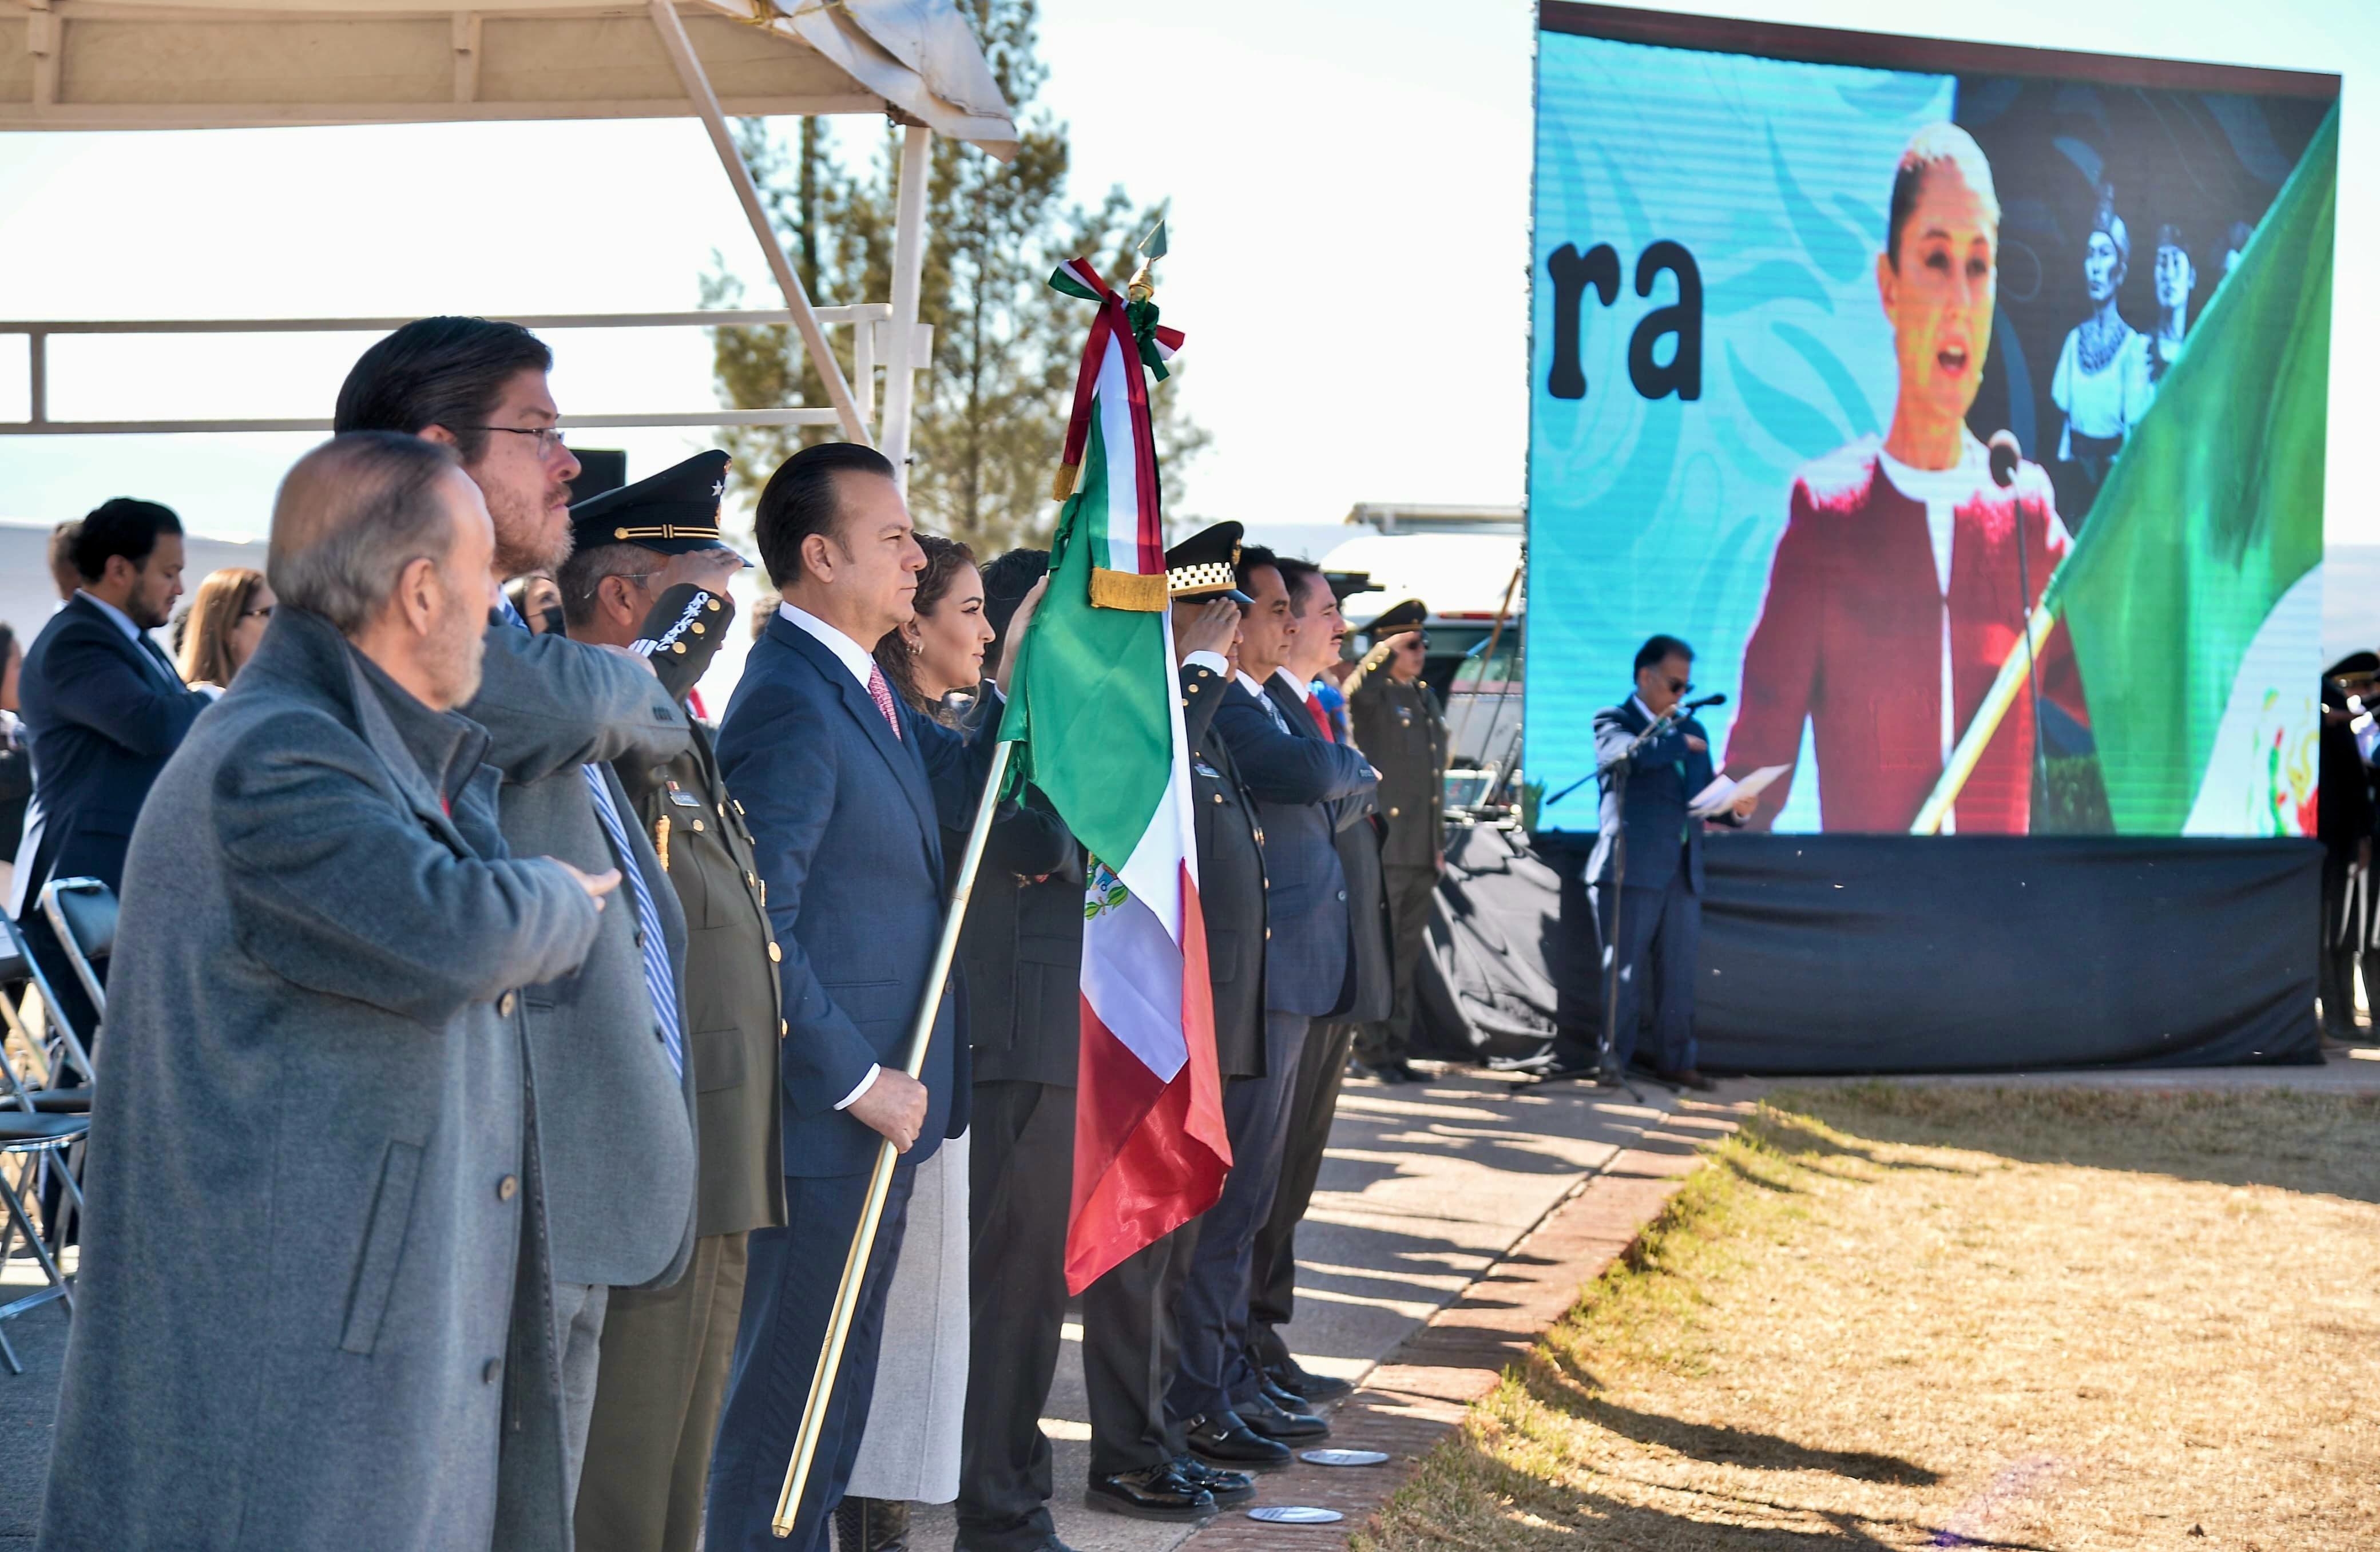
1305, 694, 1334, 742
866, 662, 903, 741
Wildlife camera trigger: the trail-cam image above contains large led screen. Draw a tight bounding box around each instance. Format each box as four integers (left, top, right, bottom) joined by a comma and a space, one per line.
1524, 7, 2338, 836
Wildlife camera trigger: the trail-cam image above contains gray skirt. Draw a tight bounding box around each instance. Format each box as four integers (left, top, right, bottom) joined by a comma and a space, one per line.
845, 1130, 970, 1503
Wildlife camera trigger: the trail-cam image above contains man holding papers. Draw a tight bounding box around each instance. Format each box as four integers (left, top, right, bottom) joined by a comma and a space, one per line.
1546, 636, 1760, 1090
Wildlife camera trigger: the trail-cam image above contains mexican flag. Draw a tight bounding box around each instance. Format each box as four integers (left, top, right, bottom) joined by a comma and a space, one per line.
2054, 105, 2335, 833
999, 256, 1229, 1294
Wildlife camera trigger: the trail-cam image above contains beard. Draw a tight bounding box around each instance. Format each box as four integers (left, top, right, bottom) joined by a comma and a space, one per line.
128, 575, 174, 630
483, 476, 571, 579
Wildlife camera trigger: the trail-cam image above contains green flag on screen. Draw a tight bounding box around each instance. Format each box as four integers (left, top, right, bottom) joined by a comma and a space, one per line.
2052, 104, 2335, 835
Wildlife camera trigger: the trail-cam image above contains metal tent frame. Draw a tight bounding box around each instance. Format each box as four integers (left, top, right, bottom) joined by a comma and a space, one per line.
0, 0, 1020, 474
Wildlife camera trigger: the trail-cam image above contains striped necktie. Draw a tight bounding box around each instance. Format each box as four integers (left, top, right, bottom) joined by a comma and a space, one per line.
501, 598, 684, 1078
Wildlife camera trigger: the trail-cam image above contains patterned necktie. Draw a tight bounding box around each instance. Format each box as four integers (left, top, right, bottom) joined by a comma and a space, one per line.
866, 662, 903, 741
498, 597, 684, 1078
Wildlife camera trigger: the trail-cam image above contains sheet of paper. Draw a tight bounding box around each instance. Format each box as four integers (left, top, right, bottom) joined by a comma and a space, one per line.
1689, 764, 1791, 817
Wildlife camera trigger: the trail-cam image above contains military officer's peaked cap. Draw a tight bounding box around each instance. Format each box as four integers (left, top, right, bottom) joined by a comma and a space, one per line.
1365, 597, 1430, 637
570, 449, 748, 563
1165, 521, 1253, 604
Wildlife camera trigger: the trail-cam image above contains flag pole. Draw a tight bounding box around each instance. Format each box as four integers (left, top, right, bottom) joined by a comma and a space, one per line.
771, 736, 1016, 1538
1910, 597, 2060, 834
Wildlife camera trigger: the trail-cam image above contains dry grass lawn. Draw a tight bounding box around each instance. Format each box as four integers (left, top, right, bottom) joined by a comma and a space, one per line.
1352, 1085, 2380, 1551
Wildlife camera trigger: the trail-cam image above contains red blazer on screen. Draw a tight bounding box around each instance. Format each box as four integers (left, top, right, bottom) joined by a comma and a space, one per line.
1724, 438, 2089, 835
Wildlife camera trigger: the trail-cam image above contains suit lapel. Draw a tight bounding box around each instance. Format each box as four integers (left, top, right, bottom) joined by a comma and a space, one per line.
1264, 677, 1318, 740
769, 616, 938, 847
69, 594, 179, 689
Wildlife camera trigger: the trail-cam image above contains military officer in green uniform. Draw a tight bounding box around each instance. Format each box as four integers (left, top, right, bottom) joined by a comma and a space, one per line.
1346, 598, 1447, 1083
558, 451, 789, 1552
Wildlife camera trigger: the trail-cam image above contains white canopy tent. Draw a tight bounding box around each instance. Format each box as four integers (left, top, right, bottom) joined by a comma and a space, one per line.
0, 0, 1020, 466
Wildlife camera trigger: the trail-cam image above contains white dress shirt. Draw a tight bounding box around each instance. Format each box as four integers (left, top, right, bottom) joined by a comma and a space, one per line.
1183, 650, 1229, 678
775, 599, 884, 1112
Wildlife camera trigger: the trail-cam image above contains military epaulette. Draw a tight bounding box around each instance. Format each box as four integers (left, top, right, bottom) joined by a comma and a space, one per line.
632, 585, 729, 703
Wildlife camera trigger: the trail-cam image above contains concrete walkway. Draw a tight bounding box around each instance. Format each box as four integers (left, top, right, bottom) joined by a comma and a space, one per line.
911, 1066, 1743, 1552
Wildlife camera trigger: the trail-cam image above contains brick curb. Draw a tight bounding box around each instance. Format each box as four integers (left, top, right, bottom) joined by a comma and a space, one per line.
1176, 1120, 1733, 1550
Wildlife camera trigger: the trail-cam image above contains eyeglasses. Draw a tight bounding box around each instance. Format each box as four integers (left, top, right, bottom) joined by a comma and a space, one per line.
241, 604, 274, 621
1667, 677, 1693, 694
473, 425, 570, 460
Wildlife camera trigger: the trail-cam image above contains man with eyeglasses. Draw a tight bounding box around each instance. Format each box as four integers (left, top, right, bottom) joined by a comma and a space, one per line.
335, 318, 701, 1504
1543, 635, 1757, 1091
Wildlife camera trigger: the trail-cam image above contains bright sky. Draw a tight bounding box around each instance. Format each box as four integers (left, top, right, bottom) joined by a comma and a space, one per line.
0, 0, 2370, 543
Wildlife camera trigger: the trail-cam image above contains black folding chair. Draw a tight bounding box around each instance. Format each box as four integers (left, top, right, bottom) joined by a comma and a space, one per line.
0, 1112, 87, 1374
38, 878, 114, 1058
0, 915, 94, 1102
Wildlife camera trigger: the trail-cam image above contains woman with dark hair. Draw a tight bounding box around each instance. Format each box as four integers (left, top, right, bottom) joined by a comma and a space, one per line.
871, 534, 994, 721
2149, 221, 2195, 384
839, 531, 992, 1547
176, 566, 276, 692
2051, 184, 2153, 498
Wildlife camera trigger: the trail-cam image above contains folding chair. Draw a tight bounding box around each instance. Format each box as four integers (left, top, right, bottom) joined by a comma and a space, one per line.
37, 878, 115, 1051
0, 1112, 88, 1374
0, 916, 95, 1103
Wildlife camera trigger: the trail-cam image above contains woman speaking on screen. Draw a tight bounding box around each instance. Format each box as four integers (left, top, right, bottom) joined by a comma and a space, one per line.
1724, 122, 2091, 835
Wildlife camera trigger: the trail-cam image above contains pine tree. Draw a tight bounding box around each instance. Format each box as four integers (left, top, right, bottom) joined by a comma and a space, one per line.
702, 0, 1205, 551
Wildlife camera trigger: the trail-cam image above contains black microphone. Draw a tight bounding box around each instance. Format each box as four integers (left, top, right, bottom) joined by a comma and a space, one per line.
1682, 692, 1727, 712
1988, 429, 2022, 490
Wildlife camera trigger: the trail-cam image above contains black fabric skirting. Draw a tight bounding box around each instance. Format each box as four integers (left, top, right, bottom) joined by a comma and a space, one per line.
1415, 827, 2322, 1073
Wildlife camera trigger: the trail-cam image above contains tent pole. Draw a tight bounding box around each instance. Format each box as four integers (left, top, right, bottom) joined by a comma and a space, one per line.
647, 0, 870, 445
878, 123, 931, 486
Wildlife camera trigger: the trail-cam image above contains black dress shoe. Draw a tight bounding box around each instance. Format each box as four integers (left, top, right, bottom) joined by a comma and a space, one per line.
1172, 1455, 1256, 1504
1264, 1356, 1355, 1404
1238, 1391, 1330, 1441
832, 1497, 910, 1552
1084, 1462, 1217, 1522
1374, 1059, 1419, 1084
1658, 1066, 1716, 1091
1182, 1411, 1294, 1471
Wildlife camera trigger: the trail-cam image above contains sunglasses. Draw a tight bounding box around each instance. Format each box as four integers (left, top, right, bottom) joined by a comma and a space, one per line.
1667, 676, 1693, 694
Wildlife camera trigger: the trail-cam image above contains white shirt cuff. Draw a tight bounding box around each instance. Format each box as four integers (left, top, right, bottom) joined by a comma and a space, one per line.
834, 1063, 882, 1111
1184, 651, 1229, 677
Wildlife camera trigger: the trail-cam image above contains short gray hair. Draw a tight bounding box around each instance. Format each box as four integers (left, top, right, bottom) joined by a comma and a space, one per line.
556, 541, 657, 630
269, 432, 462, 633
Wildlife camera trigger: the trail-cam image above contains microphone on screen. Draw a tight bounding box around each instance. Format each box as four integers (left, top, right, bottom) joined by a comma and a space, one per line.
1988, 430, 2023, 490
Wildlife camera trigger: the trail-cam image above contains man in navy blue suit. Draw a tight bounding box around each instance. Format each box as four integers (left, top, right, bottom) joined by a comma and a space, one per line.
1168, 546, 1375, 1471
705, 442, 1014, 1552
14, 498, 215, 1043
1554, 635, 1759, 1091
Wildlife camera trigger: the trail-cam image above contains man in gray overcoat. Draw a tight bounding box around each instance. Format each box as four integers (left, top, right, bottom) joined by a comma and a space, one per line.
41, 434, 619, 1551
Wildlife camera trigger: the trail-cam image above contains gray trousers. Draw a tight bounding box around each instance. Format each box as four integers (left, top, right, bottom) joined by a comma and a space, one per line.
556, 1279, 611, 1513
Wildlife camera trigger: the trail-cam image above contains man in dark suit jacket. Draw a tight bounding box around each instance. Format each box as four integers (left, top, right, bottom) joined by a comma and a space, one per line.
1564, 635, 1759, 1090
1168, 547, 1375, 1468
705, 442, 1005, 1552
14, 498, 213, 1043
1246, 559, 1389, 1411
336, 319, 699, 1494
556, 455, 792, 1552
